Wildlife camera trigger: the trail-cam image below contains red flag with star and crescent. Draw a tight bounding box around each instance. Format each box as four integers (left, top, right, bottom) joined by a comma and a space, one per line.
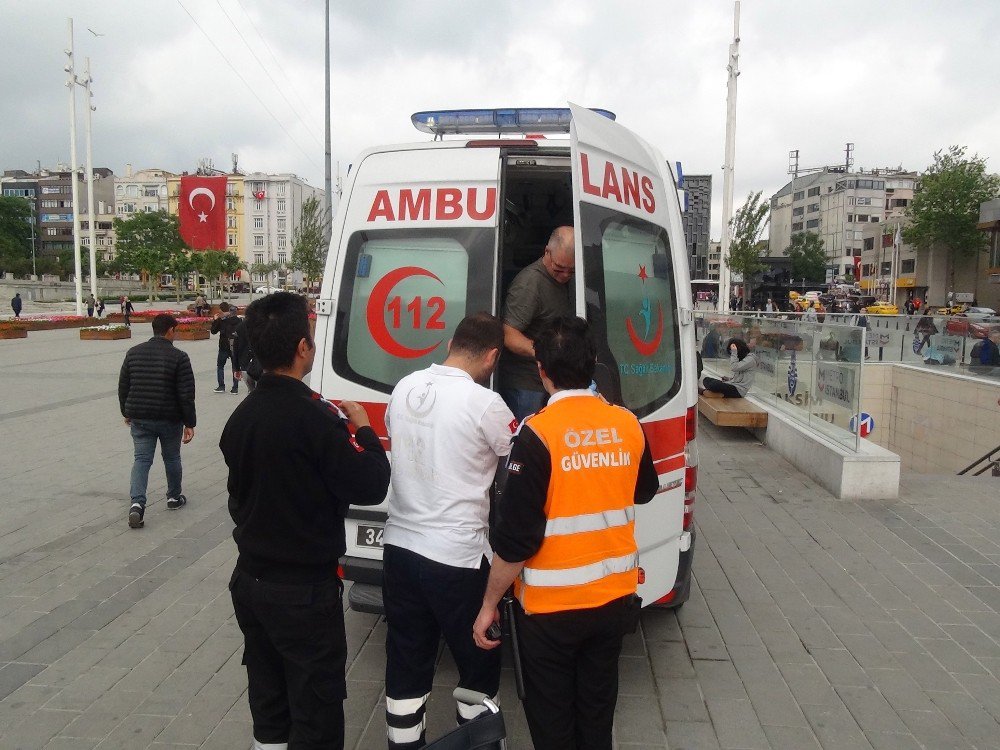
178, 176, 227, 250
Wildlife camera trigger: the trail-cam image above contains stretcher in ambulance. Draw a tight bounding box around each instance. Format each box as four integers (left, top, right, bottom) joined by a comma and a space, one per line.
311, 105, 698, 614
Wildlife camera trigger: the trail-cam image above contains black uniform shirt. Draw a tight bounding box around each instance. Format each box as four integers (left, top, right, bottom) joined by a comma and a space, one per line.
220, 373, 390, 582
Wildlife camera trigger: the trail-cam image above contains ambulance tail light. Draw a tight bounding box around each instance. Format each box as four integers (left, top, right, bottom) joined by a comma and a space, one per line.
684, 407, 698, 532
411, 107, 615, 136
685, 405, 697, 442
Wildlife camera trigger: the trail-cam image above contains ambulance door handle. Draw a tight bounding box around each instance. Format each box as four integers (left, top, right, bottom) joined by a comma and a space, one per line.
679, 308, 694, 326
316, 299, 335, 316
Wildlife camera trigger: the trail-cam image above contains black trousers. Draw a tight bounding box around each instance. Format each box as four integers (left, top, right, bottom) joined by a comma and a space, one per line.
515, 596, 629, 750
229, 568, 347, 749
383, 544, 501, 750
702, 377, 742, 398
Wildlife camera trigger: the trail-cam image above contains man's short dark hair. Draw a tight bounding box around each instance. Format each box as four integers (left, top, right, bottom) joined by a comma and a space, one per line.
244, 291, 310, 371
450, 312, 503, 357
151, 314, 178, 337
219, 301, 230, 313
534, 316, 596, 389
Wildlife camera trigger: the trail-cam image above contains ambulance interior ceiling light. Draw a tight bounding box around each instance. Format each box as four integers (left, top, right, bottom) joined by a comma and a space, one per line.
411, 108, 616, 136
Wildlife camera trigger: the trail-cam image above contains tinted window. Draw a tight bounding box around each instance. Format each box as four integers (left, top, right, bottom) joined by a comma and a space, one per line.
581, 205, 681, 417
333, 228, 495, 394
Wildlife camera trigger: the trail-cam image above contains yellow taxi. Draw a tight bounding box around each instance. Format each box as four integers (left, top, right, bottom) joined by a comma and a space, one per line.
866, 302, 899, 315
936, 304, 966, 315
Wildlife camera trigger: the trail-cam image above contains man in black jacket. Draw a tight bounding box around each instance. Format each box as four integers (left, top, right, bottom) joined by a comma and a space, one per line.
220, 292, 390, 750
211, 301, 241, 394
118, 313, 196, 529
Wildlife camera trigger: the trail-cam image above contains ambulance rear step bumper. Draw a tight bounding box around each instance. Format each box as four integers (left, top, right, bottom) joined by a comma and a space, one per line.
342, 556, 385, 615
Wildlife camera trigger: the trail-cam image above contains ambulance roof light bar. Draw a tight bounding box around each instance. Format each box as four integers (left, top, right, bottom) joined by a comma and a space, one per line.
411, 108, 616, 137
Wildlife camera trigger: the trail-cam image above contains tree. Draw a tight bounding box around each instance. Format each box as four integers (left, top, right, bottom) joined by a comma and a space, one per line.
725, 191, 770, 305
164, 251, 194, 302
196, 250, 243, 300
0, 196, 33, 275
784, 231, 827, 282
112, 211, 187, 302
290, 196, 329, 289
905, 145, 1000, 297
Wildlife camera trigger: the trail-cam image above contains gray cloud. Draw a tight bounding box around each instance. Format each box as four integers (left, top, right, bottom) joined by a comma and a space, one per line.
2, 0, 997, 239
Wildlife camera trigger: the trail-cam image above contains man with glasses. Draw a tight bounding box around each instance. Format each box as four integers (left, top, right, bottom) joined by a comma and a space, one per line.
499, 225, 576, 421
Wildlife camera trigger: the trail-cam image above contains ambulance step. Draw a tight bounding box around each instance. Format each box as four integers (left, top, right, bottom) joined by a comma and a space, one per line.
347, 582, 384, 615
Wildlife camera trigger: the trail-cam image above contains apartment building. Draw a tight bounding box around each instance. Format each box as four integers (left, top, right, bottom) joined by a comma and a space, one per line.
114, 166, 175, 218
681, 174, 712, 279
242, 172, 320, 287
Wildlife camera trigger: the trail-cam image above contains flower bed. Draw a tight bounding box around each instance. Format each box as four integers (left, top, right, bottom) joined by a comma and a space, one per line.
80, 324, 131, 341
18, 315, 93, 331
0, 322, 28, 339
174, 317, 212, 340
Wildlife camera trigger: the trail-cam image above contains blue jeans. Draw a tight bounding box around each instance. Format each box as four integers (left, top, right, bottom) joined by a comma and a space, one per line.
129, 419, 183, 507
217, 349, 235, 389
500, 388, 546, 423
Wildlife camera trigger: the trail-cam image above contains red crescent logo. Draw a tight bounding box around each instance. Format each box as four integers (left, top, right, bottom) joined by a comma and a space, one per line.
626, 303, 664, 356
366, 266, 445, 359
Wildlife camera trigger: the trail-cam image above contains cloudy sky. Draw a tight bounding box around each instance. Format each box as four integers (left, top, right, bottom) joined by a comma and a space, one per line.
2, 0, 998, 239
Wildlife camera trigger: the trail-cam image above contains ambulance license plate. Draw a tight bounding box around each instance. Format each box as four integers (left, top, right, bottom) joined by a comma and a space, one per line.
356, 524, 384, 549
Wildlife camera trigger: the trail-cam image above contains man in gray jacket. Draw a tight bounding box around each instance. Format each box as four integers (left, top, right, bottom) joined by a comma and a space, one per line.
118, 314, 196, 528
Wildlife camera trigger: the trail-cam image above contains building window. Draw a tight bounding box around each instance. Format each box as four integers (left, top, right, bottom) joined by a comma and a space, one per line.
227, 198, 235, 211
226, 182, 236, 196
807, 187, 821, 197
805, 219, 820, 229
254, 235, 264, 247
900, 259, 916, 274
807, 203, 819, 213
863, 237, 875, 251
143, 186, 158, 197
277, 199, 286, 213
254, 252, 264, 265
115, 185, 125, 197
228, 234, 237, 247
277, 218, 286, 232
227, 216, 237, 229
253, 217, 263, 229
277, 183, 286, 196
41, 200, 58, 208
144, 205, 155, 212
277, 235, 287, 248
254, 200, 263, 212
792, 207, 804, 217
846, 214, 854, 223
126, 185, 139, 198
791, 222, 803, 232
46, 228, 57, 236
277, 252, 287, 264
793, 190, 805, 201
856, 197, 872, 206
857, 215, 869, 223
252, 182, 264, 193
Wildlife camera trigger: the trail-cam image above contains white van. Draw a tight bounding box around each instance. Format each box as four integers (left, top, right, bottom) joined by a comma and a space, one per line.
311, 105, 698, 613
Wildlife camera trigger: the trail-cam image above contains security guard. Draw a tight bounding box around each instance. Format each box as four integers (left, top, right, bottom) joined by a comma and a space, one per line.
473, 316, 658, 750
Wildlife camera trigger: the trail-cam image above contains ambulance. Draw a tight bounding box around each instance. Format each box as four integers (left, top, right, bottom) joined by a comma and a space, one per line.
311, 104, 698, 613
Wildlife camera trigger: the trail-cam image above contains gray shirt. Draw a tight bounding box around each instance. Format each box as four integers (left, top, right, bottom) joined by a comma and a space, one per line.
500, 259, 575, 391
729, 350, 757, 396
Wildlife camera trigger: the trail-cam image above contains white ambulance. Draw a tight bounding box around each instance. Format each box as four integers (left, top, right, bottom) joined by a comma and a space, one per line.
311, 104, 698, 613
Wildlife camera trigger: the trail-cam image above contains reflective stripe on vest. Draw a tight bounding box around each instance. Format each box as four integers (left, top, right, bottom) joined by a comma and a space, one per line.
544, 506, 635, 537
521, 551, 638, 588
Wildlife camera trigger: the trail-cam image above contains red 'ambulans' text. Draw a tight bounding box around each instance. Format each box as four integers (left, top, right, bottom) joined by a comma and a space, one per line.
580, 153, 656, 214
367, 187, 497, 223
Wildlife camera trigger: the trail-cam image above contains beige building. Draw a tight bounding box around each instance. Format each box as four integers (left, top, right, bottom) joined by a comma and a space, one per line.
114, 166, 174, 218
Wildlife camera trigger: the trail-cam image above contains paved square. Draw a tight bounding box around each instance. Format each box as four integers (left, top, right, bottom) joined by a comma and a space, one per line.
2, 326, 999, 748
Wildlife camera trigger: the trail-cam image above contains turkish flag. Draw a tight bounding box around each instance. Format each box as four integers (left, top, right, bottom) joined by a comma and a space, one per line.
178, 176, 227, 250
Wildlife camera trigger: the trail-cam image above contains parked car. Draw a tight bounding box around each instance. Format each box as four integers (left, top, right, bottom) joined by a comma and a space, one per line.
866, 302, 899, 315
935, 304, 966, 315
944, 318, 1000, 339
254, 285, 278, 294
961, 307, 997, 321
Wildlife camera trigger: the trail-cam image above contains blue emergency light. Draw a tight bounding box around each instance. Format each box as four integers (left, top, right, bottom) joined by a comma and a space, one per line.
411, 108, 615, 136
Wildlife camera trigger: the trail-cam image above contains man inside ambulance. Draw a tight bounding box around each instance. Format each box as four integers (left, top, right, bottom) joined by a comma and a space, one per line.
499, 225, 576, 422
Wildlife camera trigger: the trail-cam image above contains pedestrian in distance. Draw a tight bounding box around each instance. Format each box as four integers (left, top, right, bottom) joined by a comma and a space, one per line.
96, 298, 106, 318
211, 301, 241, 394
700, 338, 757, 399
473, 315, 658, 750
194, 293, 208, 318
230, 317, 261, 393
383, 312, 516, 749
123, 296, 134, 327
499, 225, 576, 423
118, 313, 196, 529
220, 291, 390, 750
86, 293, 96, 317
802, 301, 819, 322
11, 292, 22, 318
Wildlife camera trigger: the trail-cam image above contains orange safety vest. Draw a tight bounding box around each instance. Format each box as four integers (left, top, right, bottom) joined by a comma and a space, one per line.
514, 394, 647, 615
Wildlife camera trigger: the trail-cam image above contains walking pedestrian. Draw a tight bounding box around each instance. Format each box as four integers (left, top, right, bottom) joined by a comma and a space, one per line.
86, 293, 96, 317
230, 317, 261, 393
194, 293, 207, 318
123, 296, 134, 327
473, 315, 658, 750
11, 292, 22, 318
210, 302, 241, 393
220, 291, 390, 750
383, 312, 516, 748
96, 298, 106, 318
118, 314, 196, 529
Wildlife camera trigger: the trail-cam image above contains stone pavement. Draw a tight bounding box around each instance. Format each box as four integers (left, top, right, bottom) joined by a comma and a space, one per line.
1, 327, 1000, 749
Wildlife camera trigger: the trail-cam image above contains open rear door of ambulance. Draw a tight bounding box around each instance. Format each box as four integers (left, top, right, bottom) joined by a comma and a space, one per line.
569, 102, 692, 606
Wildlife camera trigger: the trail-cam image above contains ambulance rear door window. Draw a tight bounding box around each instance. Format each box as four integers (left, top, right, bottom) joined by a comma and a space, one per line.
333, 228, 495, 394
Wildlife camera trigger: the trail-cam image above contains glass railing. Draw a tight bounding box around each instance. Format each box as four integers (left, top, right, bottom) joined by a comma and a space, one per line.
694, 311, 864, 451
846, 314, 1000, 380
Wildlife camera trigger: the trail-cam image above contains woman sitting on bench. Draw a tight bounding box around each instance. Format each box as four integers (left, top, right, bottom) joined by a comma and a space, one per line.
700, 338, 756, 398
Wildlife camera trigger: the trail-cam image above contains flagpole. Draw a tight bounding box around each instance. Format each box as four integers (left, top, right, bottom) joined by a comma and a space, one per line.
66, 18, 84, 316
83, 57, 98, 300
718, 1, 740, 313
